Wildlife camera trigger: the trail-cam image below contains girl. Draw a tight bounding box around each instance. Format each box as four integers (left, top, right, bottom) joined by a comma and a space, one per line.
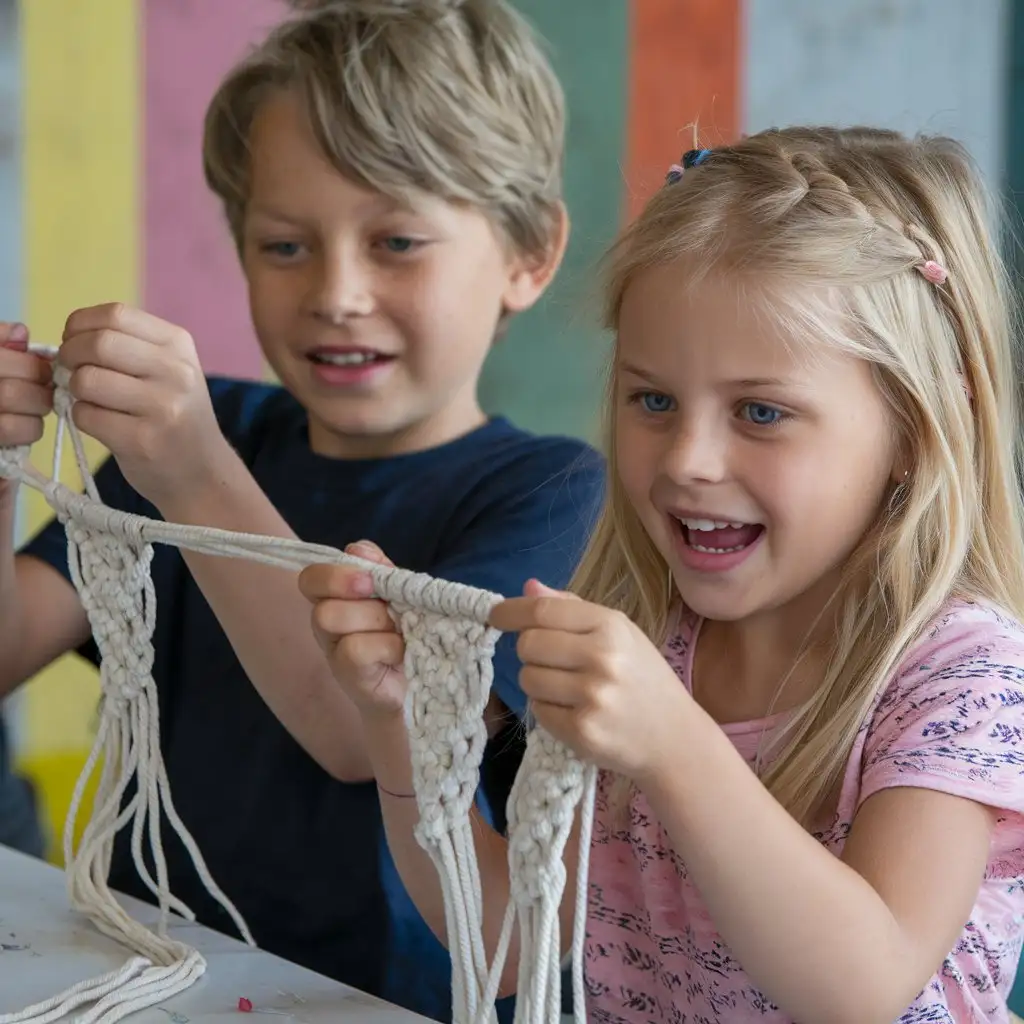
299, 127, 1024, 1022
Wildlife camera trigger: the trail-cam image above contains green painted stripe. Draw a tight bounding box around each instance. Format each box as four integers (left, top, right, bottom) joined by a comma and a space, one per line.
479, 1, 628, 443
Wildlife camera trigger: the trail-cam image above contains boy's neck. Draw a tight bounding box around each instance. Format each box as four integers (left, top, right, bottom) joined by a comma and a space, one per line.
307, 397, 489, 460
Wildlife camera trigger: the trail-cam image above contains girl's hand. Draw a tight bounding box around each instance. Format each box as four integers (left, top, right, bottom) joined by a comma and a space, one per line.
298, 541, 408, 720
59, 303, 232, 510
490, 580, 691, 781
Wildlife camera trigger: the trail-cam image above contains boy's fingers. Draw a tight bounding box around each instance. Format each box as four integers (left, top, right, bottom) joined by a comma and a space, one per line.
311, 597, 394, 639
333, 632, 405, 679
0, 322, 29, 350
0, 349, 53, 385
346, 540, 395, 568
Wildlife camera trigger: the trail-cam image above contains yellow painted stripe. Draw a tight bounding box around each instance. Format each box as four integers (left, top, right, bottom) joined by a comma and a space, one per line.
17, 0, 140, 863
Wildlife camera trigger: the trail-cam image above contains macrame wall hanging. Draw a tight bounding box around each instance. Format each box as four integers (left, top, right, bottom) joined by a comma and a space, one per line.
0, 354, 596, 1024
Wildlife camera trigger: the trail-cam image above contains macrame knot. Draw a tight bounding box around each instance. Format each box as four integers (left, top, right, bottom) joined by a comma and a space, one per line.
506, 729, 584, 905
53, 383, 75, 422
0, 444, 28, 479
397, 602, 496, 844
71, 527, 156, 708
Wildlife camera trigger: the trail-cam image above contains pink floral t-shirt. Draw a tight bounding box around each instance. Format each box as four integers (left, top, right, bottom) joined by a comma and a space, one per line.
584, 599, 1024, 1022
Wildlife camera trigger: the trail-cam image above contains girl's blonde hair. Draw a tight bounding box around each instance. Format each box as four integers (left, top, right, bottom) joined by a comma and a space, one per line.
574, 126, 1024, 825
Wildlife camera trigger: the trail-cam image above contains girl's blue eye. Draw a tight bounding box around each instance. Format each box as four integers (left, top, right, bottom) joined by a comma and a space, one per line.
640, 392, 674, 414
383, 236, 415, 253
741, 402, 783, 426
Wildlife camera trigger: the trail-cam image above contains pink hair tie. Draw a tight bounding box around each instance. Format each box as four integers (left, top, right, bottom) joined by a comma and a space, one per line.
917, 260, 948, 285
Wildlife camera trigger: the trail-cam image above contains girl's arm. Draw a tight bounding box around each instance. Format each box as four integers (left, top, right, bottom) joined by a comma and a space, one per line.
299, 558, 583, 998
362, 710, 583, 999
643, 698, 993, 1024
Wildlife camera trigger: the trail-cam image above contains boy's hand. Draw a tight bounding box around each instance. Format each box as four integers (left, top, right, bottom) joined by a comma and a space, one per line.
59, 303, 232, 510
0, 322, 54, 493
299, 541, 409, 720
490, 580, 692, 782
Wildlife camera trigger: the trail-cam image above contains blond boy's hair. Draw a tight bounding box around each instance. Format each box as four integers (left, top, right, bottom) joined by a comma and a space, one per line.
203, 0, 565, 257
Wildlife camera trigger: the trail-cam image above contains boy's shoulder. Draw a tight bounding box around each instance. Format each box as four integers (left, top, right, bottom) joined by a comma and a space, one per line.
205, 374, 604, 491
205, 375, 301, 452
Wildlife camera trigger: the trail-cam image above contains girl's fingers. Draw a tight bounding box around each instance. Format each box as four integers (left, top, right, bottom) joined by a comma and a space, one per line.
299, 564, 376, 601
518, 664, 583, 708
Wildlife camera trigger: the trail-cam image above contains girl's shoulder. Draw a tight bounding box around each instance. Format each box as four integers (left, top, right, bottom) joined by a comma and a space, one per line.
886, 597, 1024, 705
861, 597, 1024, 819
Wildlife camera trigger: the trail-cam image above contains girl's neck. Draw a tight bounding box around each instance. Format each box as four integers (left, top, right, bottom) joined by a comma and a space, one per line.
692, 587, 838, 724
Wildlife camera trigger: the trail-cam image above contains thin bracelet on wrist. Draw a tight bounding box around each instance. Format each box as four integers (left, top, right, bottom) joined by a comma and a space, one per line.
377, 781, 417, 800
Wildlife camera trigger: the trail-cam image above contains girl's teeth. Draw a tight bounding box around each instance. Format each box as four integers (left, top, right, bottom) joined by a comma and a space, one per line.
690, 543, 747, 554
678, 517, 747, 531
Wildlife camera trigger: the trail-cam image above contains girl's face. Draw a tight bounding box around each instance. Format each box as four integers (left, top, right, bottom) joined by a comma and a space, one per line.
615, 264, 899, 629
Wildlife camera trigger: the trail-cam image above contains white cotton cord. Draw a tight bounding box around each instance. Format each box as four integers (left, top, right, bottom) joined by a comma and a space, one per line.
571, 765, 597, 1023
393, 600, 502, 1024
498, 727, 590, 1024
0, 959, 150, 1024
0, 369, 601, 1024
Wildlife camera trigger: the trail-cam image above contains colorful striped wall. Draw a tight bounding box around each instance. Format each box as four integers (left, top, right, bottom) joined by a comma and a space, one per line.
8, 0, 735, 861
5, 0, 1023, 1007
11, 0, 285, 859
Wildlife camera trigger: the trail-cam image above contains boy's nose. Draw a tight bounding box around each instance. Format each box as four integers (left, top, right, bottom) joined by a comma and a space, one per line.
311, 251, 375, 322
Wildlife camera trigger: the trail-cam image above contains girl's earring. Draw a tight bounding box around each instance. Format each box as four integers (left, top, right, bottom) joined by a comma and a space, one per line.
888, 469, 910, 514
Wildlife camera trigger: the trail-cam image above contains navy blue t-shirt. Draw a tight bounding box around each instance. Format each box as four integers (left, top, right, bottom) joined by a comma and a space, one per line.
0, 718, 43, 858
21, 378, 604, 1022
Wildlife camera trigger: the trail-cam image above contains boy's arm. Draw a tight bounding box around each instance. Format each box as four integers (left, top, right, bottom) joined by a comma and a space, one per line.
160, 439, 603, 783
0, 481, 90, 698
155, 444, 376, 782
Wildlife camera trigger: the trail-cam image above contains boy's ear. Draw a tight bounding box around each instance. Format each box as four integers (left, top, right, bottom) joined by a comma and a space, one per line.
502, 202, 570, 314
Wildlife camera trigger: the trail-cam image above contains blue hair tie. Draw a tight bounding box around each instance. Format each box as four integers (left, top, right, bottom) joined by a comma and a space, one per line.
665, 148, 712, 184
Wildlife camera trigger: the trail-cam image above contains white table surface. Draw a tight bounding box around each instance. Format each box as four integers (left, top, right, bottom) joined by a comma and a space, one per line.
0, 845, 430, 1022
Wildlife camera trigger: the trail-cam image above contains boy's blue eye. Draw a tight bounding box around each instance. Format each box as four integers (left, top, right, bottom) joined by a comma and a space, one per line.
640, 392, 675, 414
263, 241, 302, 258
741, 402, 783, 426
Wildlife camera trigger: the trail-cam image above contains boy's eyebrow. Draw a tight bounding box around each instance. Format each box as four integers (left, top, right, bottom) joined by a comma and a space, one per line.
246, 194, 427, 223
245, 204, 307, 225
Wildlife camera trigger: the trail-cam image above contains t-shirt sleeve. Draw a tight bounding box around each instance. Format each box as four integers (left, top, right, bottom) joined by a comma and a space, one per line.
860, 605, 1024, 828
429, 440, 605, 719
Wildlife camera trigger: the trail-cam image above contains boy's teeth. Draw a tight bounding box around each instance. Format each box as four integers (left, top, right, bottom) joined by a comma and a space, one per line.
315, 352, 379, 366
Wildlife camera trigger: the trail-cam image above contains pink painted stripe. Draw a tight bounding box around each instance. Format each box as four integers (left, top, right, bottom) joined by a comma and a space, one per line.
143, 0, 284, 379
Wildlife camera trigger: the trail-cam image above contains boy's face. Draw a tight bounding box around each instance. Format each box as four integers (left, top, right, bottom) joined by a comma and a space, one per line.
240, 91, 558, 459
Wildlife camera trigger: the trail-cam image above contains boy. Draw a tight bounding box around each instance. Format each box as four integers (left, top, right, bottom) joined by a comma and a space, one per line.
0, 1, 602, 1019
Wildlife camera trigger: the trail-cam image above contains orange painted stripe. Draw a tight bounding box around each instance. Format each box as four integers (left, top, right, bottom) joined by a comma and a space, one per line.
625, 0, 743, 219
